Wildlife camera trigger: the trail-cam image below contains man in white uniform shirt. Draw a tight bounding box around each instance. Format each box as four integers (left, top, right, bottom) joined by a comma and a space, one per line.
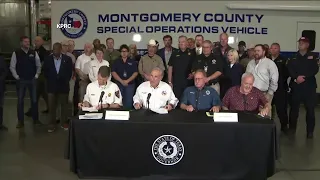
75, 43, 96, 101
133, 67, 178, 111
85, 47, 110, 82
79, 66, 122, 109
246, 44, 279, 117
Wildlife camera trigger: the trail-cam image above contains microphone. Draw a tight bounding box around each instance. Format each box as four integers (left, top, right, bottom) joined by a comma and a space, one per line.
146, 93, 151, 109
99, 91, 105, 110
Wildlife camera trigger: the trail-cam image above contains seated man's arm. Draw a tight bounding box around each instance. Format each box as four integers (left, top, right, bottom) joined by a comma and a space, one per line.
109, 86, 122, 108
79, 92, 92, 108
221, 88, 231, 110
167, 86, 179, 109
180, 88, 190, 110
258, 91, 270, 116
210, 88, 221, 112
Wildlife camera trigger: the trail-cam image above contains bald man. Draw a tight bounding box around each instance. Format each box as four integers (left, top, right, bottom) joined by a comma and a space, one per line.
25, 36, 49, 116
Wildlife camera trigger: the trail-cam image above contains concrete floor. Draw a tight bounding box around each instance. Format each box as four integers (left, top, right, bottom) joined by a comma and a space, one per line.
1, 86, 320, 180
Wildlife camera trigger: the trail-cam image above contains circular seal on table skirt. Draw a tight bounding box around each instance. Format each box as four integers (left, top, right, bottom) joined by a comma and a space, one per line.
152, 135, 184, 166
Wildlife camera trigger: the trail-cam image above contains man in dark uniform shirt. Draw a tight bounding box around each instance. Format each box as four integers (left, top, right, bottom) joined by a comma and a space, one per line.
168, 35, 195, 101
270, 43, 289, 133
25, 36, 49, 116
192, 40, 223, 94
0, 54, 8, 131
238, 41, 248, 61
287, 37, 319, 139
212, 33, 232, 98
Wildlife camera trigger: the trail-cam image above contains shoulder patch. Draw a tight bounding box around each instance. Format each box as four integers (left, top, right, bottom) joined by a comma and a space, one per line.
115, 90, 120, 98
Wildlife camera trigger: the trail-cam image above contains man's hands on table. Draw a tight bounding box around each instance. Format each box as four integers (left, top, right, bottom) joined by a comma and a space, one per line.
210, 106, 220, 113
78, 102, 90, 108
134, 103, 142, 110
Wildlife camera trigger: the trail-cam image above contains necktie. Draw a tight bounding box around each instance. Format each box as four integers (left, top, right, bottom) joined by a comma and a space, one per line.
196, 49, 200, 55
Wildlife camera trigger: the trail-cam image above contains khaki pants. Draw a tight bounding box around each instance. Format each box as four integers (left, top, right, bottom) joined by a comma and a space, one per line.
263, 92, 274, 117
79, 80, 89, 102
210, 83, 220, 95
48, 93, 68, 127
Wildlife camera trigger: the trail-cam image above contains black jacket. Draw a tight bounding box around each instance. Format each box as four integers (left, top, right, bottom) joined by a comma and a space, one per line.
43, 54, 73, 94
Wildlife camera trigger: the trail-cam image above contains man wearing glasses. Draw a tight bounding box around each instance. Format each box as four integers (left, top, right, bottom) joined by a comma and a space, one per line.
192, 40, 223, 94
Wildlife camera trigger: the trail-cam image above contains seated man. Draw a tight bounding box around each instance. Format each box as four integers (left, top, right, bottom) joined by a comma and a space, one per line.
78, 66, 122, 110
133, 67, 178, 111
222, 72, 269, 116
180, 69, 221, 112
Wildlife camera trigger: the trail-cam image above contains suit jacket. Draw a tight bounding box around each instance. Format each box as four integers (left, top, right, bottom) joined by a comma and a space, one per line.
0, 56, 7, 90
156, 47, 178, 70
43, 54, 73, 94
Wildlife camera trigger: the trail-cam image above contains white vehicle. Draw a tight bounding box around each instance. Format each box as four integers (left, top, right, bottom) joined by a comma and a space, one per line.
51, 1, 320, 91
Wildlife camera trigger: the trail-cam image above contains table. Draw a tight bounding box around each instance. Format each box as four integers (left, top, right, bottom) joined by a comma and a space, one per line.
65, 110, 278, 180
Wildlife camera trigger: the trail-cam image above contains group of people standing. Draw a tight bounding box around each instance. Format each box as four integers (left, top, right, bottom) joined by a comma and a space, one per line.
0, 33, 318, 139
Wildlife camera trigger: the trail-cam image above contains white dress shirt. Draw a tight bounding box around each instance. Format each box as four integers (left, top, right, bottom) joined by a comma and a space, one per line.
196, 47, 202, 55
85, 59, 111, 82
83, 80, 122, 107
133, 81, 178, 109
246, 57, 279, 95
75, 53, 96, 72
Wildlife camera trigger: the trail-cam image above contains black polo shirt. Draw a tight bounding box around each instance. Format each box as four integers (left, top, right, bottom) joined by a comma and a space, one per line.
168, 48, 195, 85
192, 53, 223, 84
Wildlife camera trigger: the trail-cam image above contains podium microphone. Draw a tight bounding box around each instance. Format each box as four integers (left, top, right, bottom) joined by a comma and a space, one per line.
99, 91, 105, 110
146, 93, 151, 109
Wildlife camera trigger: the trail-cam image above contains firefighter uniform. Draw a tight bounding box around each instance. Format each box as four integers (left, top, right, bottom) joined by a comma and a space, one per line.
287, 51, 319, 136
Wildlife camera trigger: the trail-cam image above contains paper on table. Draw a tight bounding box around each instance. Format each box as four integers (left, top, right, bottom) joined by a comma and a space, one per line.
82, 107, 98, 112
79, 113, 103, 119
150, 108, 168, 114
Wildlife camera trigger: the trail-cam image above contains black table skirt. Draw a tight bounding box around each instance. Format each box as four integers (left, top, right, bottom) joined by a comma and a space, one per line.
65, 110, 278, 180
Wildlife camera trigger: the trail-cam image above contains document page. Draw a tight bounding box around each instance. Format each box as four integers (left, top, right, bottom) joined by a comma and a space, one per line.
82, 107, 98, 112
79, 113, 103, 119
150, 108, 168, 114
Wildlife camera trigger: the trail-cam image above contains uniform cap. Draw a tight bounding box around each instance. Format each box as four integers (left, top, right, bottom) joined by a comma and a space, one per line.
148, 39, 158, 46
297, 37, 310, 43
238, 41, 246, 47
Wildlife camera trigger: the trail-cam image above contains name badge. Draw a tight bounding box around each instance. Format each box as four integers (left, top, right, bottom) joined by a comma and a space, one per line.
308, 56, 314, 59
214, 113, 238, 122
204, 66, 208, 72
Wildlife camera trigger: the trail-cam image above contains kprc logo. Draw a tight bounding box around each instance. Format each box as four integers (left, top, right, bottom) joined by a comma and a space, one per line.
59, 9, 88, 39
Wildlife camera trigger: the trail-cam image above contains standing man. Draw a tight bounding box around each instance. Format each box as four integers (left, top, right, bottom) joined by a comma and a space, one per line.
104, 37, 120, 66
75, 43, 95, 102
192, 40, 223, 94
237, 41, 248, 61
239, 44, 255, 69
194, 35, 204, 55
287, 37, 319, 139
43, 43, 73, 133
25, 36, 49, 116
246, 44, 279, 117
0, 54, 8, 130
138, 39, 165, 81
270, 43, 289, 133
213, 33, 232, 98
10, 36, 42, 128
157, 35, 177, 82
168, 35, 195, 101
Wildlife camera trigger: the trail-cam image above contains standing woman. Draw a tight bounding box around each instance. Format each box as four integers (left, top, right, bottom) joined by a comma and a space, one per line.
111, 44, 138, 109
221, 49, 244, 98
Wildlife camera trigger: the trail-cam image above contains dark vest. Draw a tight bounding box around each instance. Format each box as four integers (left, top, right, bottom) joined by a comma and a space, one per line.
15, 48, 37, 80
